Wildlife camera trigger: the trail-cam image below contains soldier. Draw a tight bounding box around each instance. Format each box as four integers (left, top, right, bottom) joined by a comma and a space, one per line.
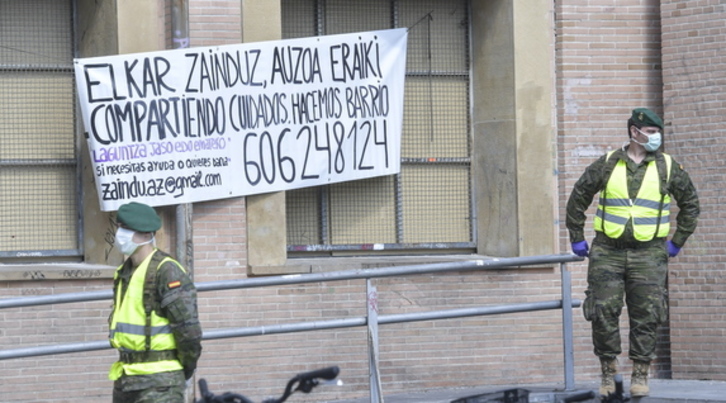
109, 202, 202, 403
566, 108, 699, 397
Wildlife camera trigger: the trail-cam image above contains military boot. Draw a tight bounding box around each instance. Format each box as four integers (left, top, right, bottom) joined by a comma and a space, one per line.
599, 357, 618, 396
630, 360, 650, 397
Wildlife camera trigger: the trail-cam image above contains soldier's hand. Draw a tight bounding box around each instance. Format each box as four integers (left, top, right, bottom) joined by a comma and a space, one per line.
666, 240, 681, 257
571, 240, 589, 257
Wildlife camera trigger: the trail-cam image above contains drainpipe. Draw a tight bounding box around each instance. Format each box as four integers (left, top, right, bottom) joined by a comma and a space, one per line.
171, 0, 190, 49
178, 201, 194, 403
170, 3, 195, 401
170, 0, 193, 275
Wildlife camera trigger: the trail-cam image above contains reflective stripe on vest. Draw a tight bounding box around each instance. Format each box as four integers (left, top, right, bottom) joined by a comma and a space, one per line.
594, 151, 672, 241
109, 251, 184, 380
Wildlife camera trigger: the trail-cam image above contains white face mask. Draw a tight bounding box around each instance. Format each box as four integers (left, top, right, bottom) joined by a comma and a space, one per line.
114, 227, 153, 256
632, 127, 662, 152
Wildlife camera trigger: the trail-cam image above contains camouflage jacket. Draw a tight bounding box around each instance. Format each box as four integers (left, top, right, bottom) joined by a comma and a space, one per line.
566, 147, 700, 247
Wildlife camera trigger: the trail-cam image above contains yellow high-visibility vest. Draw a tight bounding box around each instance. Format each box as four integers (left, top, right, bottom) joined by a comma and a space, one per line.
108, 250, 184, 380
594, 151, 672, 241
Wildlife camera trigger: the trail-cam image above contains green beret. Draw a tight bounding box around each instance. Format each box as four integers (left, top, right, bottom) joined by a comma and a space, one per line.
631, 108, 663, 130
116, 202, 161, 232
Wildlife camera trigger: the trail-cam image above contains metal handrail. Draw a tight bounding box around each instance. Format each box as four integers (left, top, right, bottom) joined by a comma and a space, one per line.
0, 254, 580, 309
0, 253, 585, 397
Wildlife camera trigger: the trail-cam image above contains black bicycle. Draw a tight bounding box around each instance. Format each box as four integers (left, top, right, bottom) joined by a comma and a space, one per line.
195, 366, 341, 403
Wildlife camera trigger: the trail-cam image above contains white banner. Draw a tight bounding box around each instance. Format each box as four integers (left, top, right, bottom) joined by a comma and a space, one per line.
74, 29, 407, 211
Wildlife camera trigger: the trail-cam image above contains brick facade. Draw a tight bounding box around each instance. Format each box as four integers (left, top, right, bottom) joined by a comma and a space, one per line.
660, 0, 726, 381
188, 0, 241, 47
557, 0, 726, 384
555, 0, 668, 381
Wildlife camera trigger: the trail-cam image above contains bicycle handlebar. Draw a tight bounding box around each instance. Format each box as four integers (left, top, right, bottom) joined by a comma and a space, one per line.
196, 366, 341, 403
271, 366, 340, 402
296, 366, 340, 382
199, 378, 210, 398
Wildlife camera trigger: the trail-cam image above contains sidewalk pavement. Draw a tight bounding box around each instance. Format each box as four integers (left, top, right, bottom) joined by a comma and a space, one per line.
325, 379, 726, 403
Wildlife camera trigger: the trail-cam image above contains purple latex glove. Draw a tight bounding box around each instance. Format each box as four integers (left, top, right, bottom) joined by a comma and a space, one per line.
571, 240, 589, 257
666, 240, 681, 257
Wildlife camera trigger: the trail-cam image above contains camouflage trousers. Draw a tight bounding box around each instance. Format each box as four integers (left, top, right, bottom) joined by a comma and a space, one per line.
582, 240, 669, 362
112, 370, 186, 403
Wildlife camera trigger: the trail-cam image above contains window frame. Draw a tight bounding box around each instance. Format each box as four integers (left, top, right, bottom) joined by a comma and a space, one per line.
283, 0, 476, 255
0, 0, 83, 260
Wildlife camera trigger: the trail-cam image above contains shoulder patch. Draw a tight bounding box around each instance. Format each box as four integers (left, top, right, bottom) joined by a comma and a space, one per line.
167, 280, 182, 289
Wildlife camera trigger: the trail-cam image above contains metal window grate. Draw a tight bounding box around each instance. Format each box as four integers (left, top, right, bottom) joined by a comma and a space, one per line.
283, 0, 472, 254
0, 0, 80, 258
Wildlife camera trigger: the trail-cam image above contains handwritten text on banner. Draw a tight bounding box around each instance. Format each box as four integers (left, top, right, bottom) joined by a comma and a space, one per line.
74, 29, 408, 211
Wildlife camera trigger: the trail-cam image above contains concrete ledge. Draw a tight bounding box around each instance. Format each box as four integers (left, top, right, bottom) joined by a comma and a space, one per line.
0, 263, 116, 281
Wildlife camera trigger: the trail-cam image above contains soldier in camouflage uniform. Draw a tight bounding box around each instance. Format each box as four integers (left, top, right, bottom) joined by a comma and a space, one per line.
566, 108, 699, 397
109, 202, 202, 403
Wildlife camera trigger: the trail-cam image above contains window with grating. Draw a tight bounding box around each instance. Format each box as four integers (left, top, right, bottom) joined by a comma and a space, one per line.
282, 0, 472, 254
0, 0, 79, 258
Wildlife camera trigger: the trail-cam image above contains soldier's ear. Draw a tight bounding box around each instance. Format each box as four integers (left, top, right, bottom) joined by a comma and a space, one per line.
628, 124, 638, 139
627, 118, 636, 138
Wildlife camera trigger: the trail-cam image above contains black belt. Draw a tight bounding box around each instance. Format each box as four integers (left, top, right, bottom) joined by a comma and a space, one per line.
119, 350, 177, 363
594, 233, 664, 250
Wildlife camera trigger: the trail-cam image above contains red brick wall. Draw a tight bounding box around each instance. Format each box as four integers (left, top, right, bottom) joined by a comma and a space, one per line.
555, 0, 667, 381
557, 0, 726, 383
0, 281, 114, 401
660, 0, 726, 381
188, 0, 241, 47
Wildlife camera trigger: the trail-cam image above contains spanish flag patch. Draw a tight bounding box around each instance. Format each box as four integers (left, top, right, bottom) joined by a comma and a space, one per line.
168, 280, 182, 289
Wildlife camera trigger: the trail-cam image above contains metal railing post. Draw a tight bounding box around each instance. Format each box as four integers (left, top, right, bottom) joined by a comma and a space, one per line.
561, 262, 576, 391
367, 279, 384, 403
